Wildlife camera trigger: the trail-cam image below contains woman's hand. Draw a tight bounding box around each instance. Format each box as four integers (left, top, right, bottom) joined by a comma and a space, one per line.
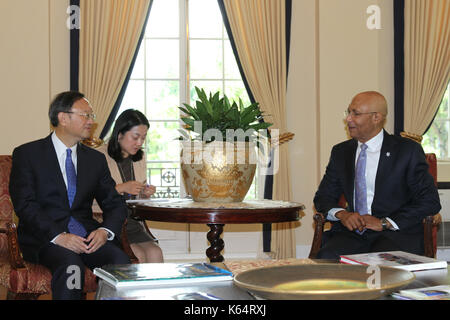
139, 184, 156, 199
116, 181, 145, 196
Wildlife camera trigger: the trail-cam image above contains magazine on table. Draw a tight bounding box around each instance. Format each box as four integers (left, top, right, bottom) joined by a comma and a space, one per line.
340, 251, 447, 271
94, 263, 233, 288
392, 285, 450, 300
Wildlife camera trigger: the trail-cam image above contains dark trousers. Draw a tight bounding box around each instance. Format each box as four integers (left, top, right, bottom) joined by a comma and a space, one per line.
316, 229, 424, 260
38, 242, 130, 300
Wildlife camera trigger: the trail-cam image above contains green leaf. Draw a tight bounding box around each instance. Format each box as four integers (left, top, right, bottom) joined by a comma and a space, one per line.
180, 117, 197, 130
176, 87, 271, 150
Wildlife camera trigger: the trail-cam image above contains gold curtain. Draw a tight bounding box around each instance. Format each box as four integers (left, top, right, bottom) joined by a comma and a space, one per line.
223, 0, 295, 259
403, 0, 450, 136
79, 0, 151, 137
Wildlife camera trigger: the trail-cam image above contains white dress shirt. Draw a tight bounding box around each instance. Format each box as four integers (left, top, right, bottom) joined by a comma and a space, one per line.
51, 132, 115, 241
327, 130, 399, 230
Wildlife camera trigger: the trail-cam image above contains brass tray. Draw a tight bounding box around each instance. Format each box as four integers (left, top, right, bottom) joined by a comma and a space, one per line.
233, 263, 415, 300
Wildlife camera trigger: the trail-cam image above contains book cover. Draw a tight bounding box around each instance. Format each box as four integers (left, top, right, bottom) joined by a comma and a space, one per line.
94, 263, 233, 288
393, 285, 450, 300
340, 251, 447, 271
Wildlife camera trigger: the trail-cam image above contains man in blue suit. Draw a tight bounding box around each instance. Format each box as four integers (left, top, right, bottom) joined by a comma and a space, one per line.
314, 91, 441, 259
9, 91, 130, 299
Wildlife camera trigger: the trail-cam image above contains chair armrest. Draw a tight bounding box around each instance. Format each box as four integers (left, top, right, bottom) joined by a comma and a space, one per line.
308, 212, 327, 259
423, 214, 441, 258
1, 222, 26, 269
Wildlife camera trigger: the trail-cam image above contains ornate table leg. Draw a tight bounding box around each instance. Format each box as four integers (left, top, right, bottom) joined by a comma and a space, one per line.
206, 224, 225, 262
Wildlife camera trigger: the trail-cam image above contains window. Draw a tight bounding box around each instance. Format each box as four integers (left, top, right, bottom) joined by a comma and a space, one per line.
113, 0, 258, 199
423, 82, 450, 159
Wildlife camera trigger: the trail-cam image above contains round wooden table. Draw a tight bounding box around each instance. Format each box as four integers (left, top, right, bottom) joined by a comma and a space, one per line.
128, 199, 304, 262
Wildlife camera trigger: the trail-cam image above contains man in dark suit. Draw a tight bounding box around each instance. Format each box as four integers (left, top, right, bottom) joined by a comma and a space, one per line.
314, 91, 441, 259
9, 91, 130, 299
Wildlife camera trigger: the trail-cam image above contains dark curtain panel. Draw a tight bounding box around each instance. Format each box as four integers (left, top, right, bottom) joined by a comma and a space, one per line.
218, 0, 292, 252
70, 0, 80, 91
394, 0, 405, 136
99, 1, 154, 139
286, 0, 292, 78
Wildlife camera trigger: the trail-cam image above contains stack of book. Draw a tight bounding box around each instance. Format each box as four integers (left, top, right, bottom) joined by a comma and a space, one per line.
339, 251, 447, 271
94, 262, 233, 288
392, 285, 450, 300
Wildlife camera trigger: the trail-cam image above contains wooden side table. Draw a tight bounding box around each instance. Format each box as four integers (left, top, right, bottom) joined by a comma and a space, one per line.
129, 199, 304, 262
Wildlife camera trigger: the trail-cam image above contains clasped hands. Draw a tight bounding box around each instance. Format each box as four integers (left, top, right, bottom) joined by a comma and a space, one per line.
54, 229, 108, 254
336, 210, 384, 232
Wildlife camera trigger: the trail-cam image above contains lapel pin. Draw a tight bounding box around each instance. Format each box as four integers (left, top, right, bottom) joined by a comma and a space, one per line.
386, 152, 390, 157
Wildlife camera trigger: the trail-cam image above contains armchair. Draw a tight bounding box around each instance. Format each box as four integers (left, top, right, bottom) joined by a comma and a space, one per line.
0, 155, 137, 300
309, 153, 442, 259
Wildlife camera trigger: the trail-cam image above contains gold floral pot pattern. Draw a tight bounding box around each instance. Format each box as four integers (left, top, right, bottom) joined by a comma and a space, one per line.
181, 141, 257, 203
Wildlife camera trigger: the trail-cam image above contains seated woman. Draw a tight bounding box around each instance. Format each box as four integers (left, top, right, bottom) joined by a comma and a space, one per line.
95, 109, 163, 263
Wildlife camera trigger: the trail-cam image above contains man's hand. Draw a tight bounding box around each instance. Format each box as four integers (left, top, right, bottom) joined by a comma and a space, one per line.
86, 229, 108, 254
362, 215, 386, 231
336, 210, 366, 232
54, 233, 89, 254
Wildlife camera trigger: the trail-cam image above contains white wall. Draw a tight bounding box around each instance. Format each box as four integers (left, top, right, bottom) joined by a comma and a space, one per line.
0, 0, 69, 154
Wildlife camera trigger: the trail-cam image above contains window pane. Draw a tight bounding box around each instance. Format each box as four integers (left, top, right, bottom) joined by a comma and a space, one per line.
190, 40, 222, 79
224, 81, 250, 106
146, 0, 179, 38
146, 80, 179, 120
190, 80, 223, 104
146, 121, 181, 162
146, 39, 179, 79
130, 45, 145, 79
423, 83, 450, 159
189, 0, 223, 38
119, 80, 145, 113
146, 163, 180, 199
224, 40, 241, 79
244, 175, 258, 200
435, 93, 449, 119
423, 120, 449, 158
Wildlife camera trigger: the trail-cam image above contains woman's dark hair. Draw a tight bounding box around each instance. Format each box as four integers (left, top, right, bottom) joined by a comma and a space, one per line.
108, 109, 150, 162
49, 91, 85, 127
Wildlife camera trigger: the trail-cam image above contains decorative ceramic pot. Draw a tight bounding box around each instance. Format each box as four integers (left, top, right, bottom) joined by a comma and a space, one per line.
181, 141, 257, 203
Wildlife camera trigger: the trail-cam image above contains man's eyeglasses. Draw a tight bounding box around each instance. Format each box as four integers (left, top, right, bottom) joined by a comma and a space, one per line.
344, 109, 377, 118
64, 111, 96, 120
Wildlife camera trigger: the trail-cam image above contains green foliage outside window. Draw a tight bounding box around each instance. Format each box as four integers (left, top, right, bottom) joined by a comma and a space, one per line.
423, 84, 450, 159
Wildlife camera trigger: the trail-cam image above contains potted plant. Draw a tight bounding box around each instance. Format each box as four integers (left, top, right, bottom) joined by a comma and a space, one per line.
178, 87, 272, 203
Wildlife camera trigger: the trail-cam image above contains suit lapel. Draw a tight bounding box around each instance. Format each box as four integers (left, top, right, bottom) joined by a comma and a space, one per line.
373, 130, 397, 212
343, 139, 357, 210
43, 135, 70, 207
73, 143, 87, 208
